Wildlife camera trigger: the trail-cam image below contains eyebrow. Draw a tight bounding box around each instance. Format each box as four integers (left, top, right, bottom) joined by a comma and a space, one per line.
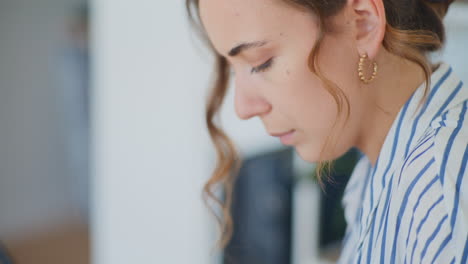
228, 40, 269, 57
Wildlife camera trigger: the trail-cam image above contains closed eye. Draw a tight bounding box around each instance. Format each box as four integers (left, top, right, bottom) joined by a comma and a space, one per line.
251, 57, 274, 74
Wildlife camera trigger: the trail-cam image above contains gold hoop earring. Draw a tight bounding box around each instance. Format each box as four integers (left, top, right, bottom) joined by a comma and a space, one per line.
358, 53, 378, 84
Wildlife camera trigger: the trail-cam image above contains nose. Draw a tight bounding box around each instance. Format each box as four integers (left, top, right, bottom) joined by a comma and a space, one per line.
233, 76, 271, 120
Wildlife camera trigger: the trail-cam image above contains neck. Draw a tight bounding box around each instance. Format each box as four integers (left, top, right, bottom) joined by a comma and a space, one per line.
354, 49, 427, 167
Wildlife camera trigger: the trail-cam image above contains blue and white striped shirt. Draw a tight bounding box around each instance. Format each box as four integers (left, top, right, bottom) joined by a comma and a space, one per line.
337, 62, 468, 264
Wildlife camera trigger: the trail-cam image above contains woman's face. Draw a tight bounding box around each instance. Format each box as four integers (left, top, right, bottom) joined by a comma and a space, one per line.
199, 0, 367, 162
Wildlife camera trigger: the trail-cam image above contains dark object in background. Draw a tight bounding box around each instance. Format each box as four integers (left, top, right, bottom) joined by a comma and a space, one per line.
0, 242, 14, 264
224, 147, 294, 264
317, 148, 360, 249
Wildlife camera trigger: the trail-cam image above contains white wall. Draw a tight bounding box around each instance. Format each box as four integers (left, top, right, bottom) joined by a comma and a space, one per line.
92, 1, 221, 263
0, 0, 86, 239
441, 2, 468, 83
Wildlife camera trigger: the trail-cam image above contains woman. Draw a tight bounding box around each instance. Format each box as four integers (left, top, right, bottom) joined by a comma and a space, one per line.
185, 0, 467, 262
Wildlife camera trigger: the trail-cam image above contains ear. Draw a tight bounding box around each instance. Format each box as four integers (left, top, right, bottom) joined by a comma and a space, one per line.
351, 0, 386, 59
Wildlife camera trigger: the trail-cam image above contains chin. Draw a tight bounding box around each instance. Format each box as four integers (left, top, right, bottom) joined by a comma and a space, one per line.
295, 142, 351, 163
294, 144, 322, 163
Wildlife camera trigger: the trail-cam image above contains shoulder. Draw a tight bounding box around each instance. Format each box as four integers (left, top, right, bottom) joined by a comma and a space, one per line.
401, 98, 468, 181
430, 100, 468, 181
400, 98, 468, 217
396, 100, 468, 263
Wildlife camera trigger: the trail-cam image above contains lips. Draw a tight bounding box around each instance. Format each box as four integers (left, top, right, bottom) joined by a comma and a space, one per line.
269, 129, 295, 137
278, 130, 295, 145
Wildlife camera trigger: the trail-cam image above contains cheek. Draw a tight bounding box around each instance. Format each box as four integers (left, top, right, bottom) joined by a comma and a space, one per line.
274, 56, 361, 162
271, 55, 338, 116
317, 35, 359, 91
271, 66, 341, 161
286, 65, 340, 130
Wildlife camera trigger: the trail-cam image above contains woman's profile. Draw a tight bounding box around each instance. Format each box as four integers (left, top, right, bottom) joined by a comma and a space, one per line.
185, 0, 467, 262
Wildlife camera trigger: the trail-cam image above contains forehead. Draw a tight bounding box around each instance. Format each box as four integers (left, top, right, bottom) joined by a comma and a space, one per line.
198, 0, 313, 56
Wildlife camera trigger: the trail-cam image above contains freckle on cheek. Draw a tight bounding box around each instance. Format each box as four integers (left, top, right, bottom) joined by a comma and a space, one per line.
286, 70, 290, 75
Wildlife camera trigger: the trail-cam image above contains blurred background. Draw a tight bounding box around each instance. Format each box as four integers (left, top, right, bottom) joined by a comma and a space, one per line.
0, 1, 466, 264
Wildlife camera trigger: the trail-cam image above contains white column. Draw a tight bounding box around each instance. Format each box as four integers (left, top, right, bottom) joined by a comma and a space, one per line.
91, 1, 220, 263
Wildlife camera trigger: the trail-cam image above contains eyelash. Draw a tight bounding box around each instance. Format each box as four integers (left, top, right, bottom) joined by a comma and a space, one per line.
251, 57, 274, 74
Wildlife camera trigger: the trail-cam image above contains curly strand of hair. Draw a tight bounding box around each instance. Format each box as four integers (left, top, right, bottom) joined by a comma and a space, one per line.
307, 15, 352, 193
185, 0, 243, 250
203, 55, 242, 250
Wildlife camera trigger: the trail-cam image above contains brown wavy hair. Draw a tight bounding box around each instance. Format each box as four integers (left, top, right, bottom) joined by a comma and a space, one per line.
185, 0, 454, 250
